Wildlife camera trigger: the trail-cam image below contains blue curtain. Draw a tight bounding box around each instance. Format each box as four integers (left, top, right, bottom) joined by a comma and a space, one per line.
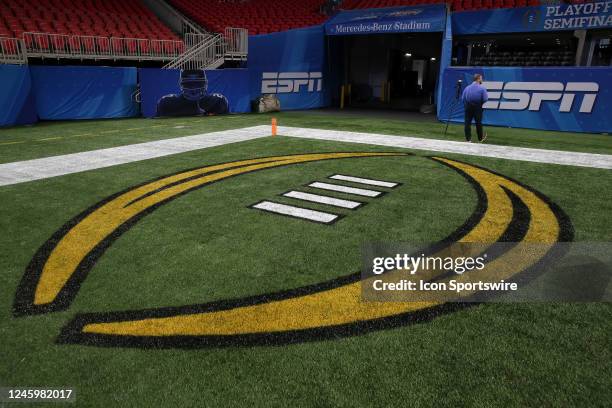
0, 65, 37, 127
29, 66, 138, 120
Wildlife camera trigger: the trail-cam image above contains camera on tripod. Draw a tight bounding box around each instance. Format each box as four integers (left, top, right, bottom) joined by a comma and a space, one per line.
444, 78, 464, 136
455, 79, 463, 99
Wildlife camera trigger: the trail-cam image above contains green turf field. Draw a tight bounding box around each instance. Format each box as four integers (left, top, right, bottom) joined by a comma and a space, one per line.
1, 114, 611, 407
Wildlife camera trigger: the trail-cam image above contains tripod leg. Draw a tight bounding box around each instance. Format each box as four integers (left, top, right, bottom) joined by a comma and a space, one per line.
444, 99, 458, 136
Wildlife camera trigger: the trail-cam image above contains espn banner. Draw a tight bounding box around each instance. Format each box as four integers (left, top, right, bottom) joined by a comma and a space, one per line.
249, 25, 328, 110
438, 67, 612, 133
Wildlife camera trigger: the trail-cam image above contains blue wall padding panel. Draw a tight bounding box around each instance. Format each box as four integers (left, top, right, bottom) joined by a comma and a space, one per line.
29, 66, 138, 120
249, 25, 328, 110
0, 65, 37, 127
438, 67, 612, 133
139, 67, 250, 118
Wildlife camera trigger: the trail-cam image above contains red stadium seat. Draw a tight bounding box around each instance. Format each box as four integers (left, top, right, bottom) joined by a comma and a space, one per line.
111, 37, 124, 54
163, 41, 176, 55
51, 35, 66, 51
138, 40, 150, 55
68, 36, 81, 53
340, 0, 535, 12
125, 38, 137, 54
97, 37, 110, 53
0, 0, 180, 42
0, 39, 18, 55
167, 0, 327, 34
82, 37, 95, 53
151, 40, 163, 55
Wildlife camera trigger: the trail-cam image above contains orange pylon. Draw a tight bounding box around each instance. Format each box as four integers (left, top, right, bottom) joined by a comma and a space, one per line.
271, 117, 277, 136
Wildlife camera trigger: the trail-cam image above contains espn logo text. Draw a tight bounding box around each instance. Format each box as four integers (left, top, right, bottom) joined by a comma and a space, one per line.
482, 82, 599, 113
262, 72, 323, 94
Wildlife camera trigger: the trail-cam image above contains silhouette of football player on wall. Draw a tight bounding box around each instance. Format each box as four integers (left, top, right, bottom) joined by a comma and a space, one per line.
156, 69, 229, 117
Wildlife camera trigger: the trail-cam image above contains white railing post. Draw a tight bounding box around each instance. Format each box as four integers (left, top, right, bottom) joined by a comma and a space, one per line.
0, 37, 27, 64
223, 27, 248, 61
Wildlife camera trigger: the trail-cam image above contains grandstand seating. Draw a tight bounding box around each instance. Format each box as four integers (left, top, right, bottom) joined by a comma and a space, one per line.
167, 0, 328, 35
450, 0, 541, 12
166, 0, 553, 36
0, 0, 180, 41
472, 50, 575, 66
341, 0, 541, 11
0, 0, 583, 45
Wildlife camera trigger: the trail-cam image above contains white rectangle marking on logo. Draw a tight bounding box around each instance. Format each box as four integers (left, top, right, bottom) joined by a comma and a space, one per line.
329, 174, 398, 188
252, 201, 338, 224
308, 182, 382, 197
283, 191, 362, 209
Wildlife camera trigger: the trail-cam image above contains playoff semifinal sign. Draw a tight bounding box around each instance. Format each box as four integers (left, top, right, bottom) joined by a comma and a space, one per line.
453, 1, 612, 34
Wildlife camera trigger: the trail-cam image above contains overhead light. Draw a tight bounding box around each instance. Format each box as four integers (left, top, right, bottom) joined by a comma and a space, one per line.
430, 57, 436, 61
405, 53, 412, 57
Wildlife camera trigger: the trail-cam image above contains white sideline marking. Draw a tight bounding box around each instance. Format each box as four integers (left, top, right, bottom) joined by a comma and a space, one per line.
283, 191, 362, 209
277, 126, 612, 170
1, 124, 611, 187
329, 174, 398, 188
308, 182, 382, 197
252, 201, 338, 224
0, 125, 270, 186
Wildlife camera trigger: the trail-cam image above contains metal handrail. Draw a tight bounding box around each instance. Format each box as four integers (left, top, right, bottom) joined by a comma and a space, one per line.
224, 27, 248, 57
2, 28, 247, 67
185, 33, 215, 49
0, 37, 27, 64
164, 33, 224, 69
18, 32, 184, 62
163, 27, 248, 70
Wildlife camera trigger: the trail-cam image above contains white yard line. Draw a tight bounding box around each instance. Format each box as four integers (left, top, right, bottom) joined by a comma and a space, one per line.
308, 182, 383, 197
1, 124, 610, 187
251, 201, 338, 224
329, 174, 399, 188
279, 126, 612, 170
282, 191, 362, 209
0, 126, 269, 186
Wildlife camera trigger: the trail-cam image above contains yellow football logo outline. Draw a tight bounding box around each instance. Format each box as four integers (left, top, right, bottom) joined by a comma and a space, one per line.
13, 153, 572, 348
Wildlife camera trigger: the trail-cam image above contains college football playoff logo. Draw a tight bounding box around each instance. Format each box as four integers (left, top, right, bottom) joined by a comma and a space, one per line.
522, 8, 542, 29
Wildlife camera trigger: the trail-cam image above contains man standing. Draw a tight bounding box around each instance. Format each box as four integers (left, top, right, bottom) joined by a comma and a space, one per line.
461, 73, 488, 143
